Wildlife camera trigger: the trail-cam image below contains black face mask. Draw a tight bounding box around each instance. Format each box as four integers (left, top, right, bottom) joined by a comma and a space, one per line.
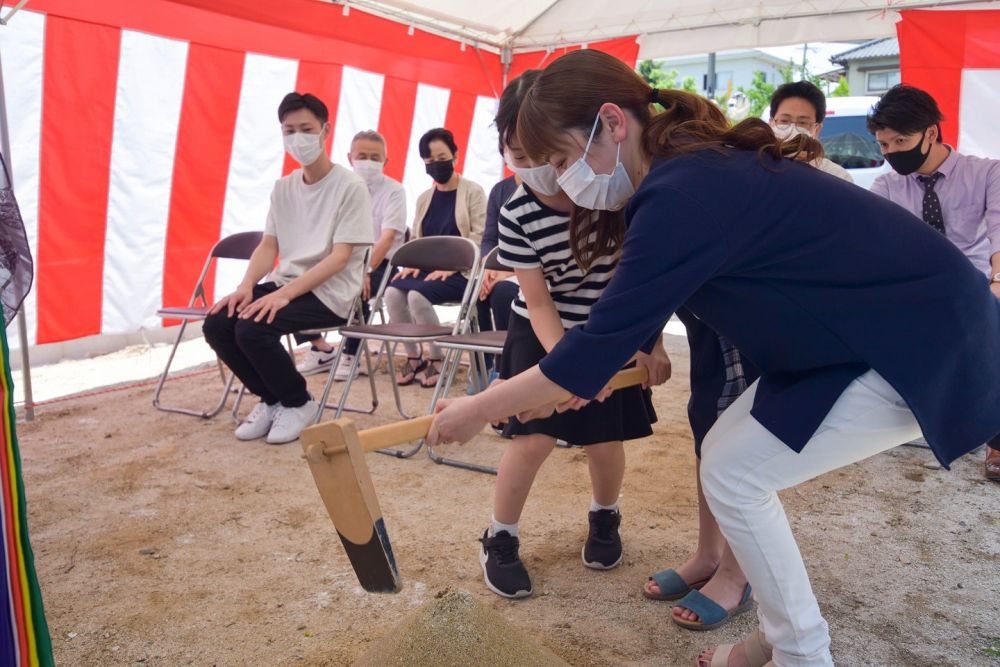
884, 131, 930, 176
425, 159, 455, 184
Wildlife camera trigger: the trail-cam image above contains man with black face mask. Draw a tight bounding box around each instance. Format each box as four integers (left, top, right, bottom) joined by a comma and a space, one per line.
869, 84, 1000, 482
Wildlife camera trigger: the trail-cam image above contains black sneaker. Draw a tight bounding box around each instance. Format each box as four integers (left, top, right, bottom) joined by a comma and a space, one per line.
479, 529, 532, 599
582, 510, 623, 570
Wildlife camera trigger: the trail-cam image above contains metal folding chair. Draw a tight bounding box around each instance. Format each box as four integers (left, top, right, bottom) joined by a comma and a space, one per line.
228, 249, 381, 424
336, 236, 482, 457
306, 247, 381, 423
152, 231, 262, 417
424, 247, 508, 473
426, 247, 573, 472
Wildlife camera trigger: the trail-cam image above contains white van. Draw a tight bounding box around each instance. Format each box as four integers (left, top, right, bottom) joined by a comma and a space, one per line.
818, 96, 892, 190
762, 95, 892, 190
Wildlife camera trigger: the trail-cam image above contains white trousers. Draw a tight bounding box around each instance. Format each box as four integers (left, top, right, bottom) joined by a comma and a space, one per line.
700, 369, 921, 667
384, 287, 443, 358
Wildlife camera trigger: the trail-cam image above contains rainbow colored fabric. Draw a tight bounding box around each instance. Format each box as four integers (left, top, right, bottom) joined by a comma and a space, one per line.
0, 315, 53, 666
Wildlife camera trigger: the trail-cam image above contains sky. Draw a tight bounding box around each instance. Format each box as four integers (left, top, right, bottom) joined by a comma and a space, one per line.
756, 42, 861, 75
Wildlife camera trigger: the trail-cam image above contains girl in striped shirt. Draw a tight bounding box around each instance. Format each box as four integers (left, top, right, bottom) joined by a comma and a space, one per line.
476, 70, 670, 599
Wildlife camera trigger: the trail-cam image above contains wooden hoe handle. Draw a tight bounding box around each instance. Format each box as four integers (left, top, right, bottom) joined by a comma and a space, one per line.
327, 366, 650, 456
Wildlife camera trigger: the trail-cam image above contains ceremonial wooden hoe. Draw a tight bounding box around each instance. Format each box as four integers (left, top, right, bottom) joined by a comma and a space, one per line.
299, 366, 649, 593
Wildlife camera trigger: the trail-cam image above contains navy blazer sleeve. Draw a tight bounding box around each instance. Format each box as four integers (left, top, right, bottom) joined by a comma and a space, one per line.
539, 185, 729, 398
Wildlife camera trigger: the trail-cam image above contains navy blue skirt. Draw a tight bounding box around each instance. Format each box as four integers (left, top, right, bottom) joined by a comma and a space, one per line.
499, 313, 657, 445
388, 271, 468, 305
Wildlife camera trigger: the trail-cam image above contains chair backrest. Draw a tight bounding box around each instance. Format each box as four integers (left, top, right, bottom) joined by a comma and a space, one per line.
212, 231, 263, 260
390, 236, 478, 273
366, 236, 481, 336
483, 246, 506, 272
175, 231, 263, 309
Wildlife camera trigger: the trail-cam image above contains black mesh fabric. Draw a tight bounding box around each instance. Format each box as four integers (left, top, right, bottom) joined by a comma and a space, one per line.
0, 152, 33, 324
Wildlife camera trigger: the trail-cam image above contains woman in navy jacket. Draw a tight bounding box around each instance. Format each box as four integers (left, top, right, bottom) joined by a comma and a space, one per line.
427, 50, 1000, 667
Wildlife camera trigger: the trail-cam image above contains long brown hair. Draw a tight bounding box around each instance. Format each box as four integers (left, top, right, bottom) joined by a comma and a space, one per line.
517, 50, 819, 267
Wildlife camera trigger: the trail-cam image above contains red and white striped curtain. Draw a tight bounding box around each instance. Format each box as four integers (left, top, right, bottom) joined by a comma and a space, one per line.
0, 0, 639, 347
898, 9, 1000, 159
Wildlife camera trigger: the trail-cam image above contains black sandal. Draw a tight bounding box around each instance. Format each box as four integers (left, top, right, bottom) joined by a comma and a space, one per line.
419, 359, 444, 388
396, 356, 427, 386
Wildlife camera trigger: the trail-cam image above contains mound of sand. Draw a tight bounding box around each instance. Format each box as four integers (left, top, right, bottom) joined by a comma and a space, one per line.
352, 589, 571, 667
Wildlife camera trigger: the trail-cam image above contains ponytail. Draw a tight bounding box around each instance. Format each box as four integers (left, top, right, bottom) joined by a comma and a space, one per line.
643, 88, 822, 164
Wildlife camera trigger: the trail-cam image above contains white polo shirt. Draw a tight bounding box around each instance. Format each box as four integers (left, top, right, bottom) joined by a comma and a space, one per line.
264, 164, 374, 318
366, 172, 407, 260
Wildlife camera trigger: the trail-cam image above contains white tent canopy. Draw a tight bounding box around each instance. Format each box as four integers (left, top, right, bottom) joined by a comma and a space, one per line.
329, 0, 1000, 57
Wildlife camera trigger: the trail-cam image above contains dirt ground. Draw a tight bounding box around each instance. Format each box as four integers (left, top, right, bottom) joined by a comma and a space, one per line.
16, 335, 1000, 666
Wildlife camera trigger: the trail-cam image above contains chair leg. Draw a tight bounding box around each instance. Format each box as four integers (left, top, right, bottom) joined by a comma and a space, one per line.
152, 321, 232, 418
384, 342, 415, 420
315, 340, 379, 424
335, 341, 379, 416
433, 347, 460, 403
371, 340, 386, 375
231, 384, 247, 423
424, 348, 498, 475
471, 350, 489, 394
373, 341, 422, 459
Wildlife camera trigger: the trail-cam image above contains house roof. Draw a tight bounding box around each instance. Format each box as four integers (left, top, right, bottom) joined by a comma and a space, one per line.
830, 37, 899, 65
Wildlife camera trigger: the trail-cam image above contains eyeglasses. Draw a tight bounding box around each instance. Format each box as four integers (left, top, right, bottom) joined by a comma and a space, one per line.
773, 119, 817, 131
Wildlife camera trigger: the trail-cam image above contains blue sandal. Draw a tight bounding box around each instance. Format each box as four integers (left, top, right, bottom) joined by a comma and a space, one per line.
672, 583, 753, 631
643, 568, 712, 602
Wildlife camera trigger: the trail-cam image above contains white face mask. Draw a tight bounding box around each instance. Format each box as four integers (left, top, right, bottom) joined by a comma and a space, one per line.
352, 159, 384, 183
556, 112, 635, 211
504, 151, 561, 196
283, 130, 325, 166
771, 122, 812, 141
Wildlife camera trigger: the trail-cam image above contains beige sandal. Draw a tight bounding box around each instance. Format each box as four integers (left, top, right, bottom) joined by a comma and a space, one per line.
699, 628, 772, 667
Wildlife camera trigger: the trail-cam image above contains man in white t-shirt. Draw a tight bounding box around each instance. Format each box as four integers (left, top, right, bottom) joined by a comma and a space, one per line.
296, 129, 407, 381
203, 92, 373, 445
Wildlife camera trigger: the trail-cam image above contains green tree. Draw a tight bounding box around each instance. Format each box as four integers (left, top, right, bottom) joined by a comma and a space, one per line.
831, 75, 850, 97
637, 59, 670, 88
637, 59, 689, 92
737, 70, 776, 119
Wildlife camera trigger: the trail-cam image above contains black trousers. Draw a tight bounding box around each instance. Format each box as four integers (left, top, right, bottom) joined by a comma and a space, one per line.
294, 260, 389, 356
481, 280, 518, 333
203, 282, 347, 407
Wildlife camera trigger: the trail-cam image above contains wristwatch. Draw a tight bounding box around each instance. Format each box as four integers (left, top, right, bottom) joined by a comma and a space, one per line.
992, 272, 1000, 283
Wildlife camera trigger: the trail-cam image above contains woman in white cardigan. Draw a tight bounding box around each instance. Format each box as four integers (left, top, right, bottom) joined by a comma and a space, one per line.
386, 127, 486, 387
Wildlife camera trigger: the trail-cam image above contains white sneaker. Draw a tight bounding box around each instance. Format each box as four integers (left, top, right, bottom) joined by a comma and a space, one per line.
234, 402, 279, 441
334, 353, 358, 381
297, 347, 337, 376
266, 400, 319, 445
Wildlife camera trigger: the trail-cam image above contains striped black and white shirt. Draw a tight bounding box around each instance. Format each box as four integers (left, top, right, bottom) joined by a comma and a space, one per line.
498, 185, 619, 329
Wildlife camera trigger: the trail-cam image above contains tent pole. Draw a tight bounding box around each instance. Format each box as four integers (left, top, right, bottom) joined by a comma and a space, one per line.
501, 46, 512, 89
15, 312, 31, 421
706, 52, 716, 99
0, 0, 29, 26
0, 20, 35, 422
